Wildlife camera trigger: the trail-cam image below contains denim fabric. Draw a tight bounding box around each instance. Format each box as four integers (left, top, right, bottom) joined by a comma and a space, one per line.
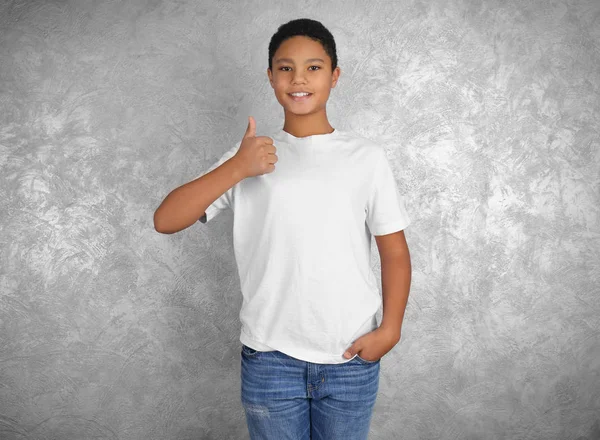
240, 344, 380, 440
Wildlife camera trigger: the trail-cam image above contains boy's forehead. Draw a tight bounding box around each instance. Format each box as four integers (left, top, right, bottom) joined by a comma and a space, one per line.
275, 36, 327, 60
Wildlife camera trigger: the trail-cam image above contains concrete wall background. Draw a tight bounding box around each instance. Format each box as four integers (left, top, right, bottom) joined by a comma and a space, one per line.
1, 0, 599, 439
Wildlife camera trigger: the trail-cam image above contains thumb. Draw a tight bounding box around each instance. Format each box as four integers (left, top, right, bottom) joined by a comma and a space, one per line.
343, 343, 360, 359
244, 116, 256, 138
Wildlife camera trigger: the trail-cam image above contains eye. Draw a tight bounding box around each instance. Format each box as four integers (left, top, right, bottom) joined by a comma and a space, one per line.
278, 66, 321, 71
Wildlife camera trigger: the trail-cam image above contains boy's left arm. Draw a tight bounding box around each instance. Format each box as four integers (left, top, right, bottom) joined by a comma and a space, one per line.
343, 229, 412, 360
376, 229, 412, 340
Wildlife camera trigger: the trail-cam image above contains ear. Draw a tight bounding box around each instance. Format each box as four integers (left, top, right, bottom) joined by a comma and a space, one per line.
331, 66, 341, 88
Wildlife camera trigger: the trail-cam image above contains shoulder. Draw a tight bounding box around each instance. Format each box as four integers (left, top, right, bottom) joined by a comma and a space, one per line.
338, 129, 386, 163
339, 129, 381, 148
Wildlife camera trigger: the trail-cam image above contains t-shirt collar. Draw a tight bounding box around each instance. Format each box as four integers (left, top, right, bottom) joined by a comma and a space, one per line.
277, 128, 340, 146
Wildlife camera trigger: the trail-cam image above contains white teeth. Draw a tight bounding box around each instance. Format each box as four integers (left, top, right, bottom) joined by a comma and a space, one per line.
291, 92, 310, 96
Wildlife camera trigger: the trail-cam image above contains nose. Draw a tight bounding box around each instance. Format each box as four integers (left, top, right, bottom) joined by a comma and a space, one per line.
292, 71, 307, 84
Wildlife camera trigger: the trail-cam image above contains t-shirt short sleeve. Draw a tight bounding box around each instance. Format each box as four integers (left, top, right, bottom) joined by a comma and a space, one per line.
198, 141, 242, 224
365, 148, 411, 236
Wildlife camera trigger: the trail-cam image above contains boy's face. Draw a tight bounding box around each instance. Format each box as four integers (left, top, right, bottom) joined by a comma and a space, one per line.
267, 36, 340, 118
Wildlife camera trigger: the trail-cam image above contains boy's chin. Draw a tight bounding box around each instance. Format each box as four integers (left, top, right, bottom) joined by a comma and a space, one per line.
284, 107, 319, 117
282, 101, 323, 114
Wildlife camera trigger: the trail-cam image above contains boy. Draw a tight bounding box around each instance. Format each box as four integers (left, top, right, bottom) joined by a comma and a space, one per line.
154, 18, 412, 440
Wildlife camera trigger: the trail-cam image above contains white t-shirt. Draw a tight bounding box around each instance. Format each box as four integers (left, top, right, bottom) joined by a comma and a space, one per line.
198, 128, 410, 364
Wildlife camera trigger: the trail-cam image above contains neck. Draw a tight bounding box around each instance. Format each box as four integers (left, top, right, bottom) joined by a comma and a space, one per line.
282, 110, 334, 138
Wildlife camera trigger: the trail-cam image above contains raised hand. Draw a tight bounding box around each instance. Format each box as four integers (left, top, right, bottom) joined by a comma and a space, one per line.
232, 116, 278, 179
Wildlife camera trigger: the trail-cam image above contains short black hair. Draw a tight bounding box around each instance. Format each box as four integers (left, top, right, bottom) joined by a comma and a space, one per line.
268, 18, 338, 72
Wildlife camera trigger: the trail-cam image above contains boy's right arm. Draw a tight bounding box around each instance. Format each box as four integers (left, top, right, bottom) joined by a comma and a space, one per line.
154, 116, 276, 234
153, 156, 246, 234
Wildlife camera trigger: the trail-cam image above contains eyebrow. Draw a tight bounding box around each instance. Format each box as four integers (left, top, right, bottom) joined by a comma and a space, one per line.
274, 57, 325, 64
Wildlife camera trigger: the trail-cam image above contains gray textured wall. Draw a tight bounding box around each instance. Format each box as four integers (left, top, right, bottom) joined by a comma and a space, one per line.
1, 0, 599, 439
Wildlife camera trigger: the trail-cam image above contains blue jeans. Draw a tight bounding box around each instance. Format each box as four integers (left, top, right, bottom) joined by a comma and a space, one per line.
240, 344, 380, 440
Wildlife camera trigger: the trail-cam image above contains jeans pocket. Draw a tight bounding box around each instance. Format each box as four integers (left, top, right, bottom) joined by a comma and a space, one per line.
354, 353, 380, 365
241, 344, 261, 357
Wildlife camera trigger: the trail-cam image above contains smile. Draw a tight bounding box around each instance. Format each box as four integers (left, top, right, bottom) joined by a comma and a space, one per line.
288, 93, 313, 102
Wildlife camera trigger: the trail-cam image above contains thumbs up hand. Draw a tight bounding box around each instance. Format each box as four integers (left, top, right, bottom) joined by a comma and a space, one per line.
232, 116, 278, 179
